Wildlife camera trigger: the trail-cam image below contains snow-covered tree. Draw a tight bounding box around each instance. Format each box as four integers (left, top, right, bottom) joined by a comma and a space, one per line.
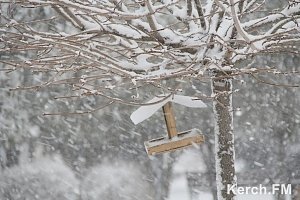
1, 0, 300, 199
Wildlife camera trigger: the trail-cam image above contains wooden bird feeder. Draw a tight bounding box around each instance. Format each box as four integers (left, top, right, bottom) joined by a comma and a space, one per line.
144, 102, 204, 155
130, 95, 206, 156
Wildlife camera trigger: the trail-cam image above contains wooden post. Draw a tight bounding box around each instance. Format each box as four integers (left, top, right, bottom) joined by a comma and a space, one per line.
162, 102, 177, 139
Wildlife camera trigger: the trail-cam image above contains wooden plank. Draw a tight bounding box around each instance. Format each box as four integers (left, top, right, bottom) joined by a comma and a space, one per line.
144, 132, 205, 155
162, 102, 177, 138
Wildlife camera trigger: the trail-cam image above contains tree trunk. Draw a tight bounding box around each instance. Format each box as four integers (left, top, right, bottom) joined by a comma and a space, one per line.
292, 185, 300, 200
211, 70, 237, 200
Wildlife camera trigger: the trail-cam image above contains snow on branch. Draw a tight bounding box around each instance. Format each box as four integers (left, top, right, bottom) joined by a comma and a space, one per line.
1, 0, 299, 106
130, 94, 207, 124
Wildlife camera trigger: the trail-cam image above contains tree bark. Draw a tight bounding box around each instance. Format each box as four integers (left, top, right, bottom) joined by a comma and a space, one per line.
292, 185, 300, 200
212, 70, 237, 200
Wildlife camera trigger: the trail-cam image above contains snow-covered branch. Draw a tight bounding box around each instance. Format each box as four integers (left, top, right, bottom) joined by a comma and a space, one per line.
1, 0, 299, 102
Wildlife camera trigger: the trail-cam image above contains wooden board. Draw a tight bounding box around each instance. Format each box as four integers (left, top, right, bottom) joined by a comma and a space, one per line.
162, 102, 177, 138
144, 131, 205, 155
